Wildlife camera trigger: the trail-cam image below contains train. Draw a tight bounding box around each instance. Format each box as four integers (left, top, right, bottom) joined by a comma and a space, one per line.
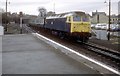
29, 11, 91, 42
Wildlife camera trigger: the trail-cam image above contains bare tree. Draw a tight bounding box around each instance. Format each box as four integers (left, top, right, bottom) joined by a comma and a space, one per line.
38, 7, 47, 18
38, 7, 47, 27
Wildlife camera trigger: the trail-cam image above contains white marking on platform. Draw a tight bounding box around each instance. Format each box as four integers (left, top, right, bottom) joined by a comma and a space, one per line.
33, 33, 120, 75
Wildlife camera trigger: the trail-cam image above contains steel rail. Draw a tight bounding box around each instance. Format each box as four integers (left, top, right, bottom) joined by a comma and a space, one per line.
25, 24, 120, 62
82, 42, 120, 62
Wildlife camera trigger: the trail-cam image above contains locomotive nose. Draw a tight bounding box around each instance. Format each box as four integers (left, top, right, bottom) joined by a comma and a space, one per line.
71, 23, 91, 33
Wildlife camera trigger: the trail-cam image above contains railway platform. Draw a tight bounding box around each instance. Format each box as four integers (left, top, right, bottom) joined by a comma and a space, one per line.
2, 34, 119, 75
89, 37, 120, 53
90, 29, 119, 52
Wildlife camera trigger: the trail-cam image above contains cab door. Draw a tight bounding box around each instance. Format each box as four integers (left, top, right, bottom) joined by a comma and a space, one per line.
65, 16, 72, 32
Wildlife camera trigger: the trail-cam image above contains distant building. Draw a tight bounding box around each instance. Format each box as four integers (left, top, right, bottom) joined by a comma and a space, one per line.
7, 12, 11, 16
29, 11, 56, 25
11, 12, 19, 17
0, 8, 4, 13
91, 11, 108, 24
0, 8, 3, 24
22, 15, 37, 24
118, 14, 120, 24
28, 15, 45, 25
86, 14, 92, 22
110, 15, 118, 24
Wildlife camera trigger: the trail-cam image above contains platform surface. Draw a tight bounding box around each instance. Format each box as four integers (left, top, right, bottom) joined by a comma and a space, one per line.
2, 34, 101, 74
0, 36, 2, 75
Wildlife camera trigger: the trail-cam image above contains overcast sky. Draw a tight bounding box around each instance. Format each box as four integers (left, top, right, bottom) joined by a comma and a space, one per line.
0, 0, 119, 15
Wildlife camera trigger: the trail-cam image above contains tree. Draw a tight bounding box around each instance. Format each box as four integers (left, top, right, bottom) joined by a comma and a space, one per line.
2, 13, 10, 24
38, 7, 47, 17
38, 7, 47, 27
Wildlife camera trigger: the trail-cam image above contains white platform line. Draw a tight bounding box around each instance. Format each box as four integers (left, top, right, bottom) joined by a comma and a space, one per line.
33, 33, 120, 75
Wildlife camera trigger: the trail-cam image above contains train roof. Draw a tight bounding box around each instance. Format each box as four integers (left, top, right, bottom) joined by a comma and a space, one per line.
46, 11, 86, 19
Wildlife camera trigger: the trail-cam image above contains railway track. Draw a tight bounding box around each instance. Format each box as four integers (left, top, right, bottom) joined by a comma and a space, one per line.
80, 41, 120, 70
83, 42, 120, 62
23, 24, 120, 71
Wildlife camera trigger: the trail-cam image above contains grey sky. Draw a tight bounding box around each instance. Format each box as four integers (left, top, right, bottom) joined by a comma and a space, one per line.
0, 0, 119, 15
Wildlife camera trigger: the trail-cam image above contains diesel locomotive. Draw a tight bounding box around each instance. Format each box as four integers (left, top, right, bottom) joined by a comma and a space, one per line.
29, 11, 91, 42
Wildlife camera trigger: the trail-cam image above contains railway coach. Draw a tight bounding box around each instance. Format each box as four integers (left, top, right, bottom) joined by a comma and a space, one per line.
45, 11, 91, 42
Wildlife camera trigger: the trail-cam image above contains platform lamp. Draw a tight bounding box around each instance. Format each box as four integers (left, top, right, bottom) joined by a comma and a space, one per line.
5, 0, 10, 32
104, 0, 111, 41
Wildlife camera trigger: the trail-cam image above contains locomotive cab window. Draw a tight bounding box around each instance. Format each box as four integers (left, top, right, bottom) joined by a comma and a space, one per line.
69, 17, 71, 21
66, 17, 71, 22
82, 16, 89, 22
73, 16, 81, 21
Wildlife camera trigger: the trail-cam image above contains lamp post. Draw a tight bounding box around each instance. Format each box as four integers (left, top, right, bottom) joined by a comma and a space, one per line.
105, 0, 111, 41
5, 0, 10, 32
5, 0, 8, 32
108, 0, 111, 41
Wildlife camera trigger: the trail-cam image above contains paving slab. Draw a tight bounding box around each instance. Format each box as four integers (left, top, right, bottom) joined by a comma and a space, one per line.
0, 36, 2, 75
2, 34, 100, 74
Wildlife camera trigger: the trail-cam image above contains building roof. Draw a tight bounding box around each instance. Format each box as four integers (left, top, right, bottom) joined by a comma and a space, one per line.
92, 12, 107, 16
0, 8, 4, 13
110, 15, 118, 18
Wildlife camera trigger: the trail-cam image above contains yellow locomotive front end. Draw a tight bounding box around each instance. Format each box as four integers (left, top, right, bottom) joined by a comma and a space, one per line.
66, 12, 91, 42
